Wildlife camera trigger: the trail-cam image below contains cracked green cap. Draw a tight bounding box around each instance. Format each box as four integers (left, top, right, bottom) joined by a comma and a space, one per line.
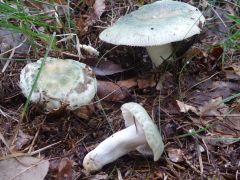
20, 57, 97, 111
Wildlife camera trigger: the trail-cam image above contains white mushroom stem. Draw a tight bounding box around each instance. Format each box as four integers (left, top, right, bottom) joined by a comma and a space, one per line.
83, 125, 146, 172
146, 43, 173, 67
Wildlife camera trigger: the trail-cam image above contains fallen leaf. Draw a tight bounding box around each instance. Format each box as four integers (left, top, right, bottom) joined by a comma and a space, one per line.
0, 156, 49, 180
93, 0, 106, 18
0, 29, 30, 58
75, 15, 95, 35
209, 47, 224, 60
167, 148, 184, 162
92, 60, 127, 76
15, 130, 33, 150
199, 97, 229, 117
223, 63, 240, 80
137, 76, 156, 89
176, 100, 198, 114
97, 81, 130, 101
57, 158, 73, 180
117, 78, 137, 89
156, 71, 174, 92
73, 104, 96, 120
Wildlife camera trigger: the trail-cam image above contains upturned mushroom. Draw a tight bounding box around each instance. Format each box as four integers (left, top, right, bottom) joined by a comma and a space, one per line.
99, 0, 205, 67
83, 102, 164, 172
20, 57, 97, 111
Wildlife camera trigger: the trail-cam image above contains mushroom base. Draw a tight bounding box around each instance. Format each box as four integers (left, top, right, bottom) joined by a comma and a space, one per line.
146, 43, 173, 67
83, 125, 146, 172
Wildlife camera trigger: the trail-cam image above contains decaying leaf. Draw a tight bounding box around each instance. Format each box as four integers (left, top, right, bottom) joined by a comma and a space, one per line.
176, 100, 198, 114
137, 76, 156, 89
0, 156, 49, 180
93, 0, 106, 18
117, 78, 138, 89
75, 15, 95, 35
73, 104, 96, 120
92, 60, 127, 76
57, 158, 73, 180
97, 81, 130, 101
15, 130, 33, 150
223, 63, 240, 80
199, 97, 229, 117
0, 29, 30, 58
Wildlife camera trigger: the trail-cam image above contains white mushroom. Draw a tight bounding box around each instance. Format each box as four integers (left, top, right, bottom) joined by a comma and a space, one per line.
99, 0, 205, 67
83, 102, 164, 172
20, 57, 97, 111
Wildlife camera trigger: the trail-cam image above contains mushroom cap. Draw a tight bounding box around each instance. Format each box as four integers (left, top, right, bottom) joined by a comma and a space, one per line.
100, 0, 205, 46
121, 102, 164, 161
20, 57, 97, 111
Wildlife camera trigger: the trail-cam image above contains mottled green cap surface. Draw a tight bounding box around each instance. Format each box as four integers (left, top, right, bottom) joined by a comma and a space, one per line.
100, 0, 205, 46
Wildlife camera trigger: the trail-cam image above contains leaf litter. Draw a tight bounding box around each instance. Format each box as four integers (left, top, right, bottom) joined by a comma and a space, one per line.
0, 0, 239, 179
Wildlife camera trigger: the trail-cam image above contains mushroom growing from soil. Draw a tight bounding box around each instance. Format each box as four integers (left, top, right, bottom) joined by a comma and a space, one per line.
20, 57, 97, 112
83, 102, 164, 172
99, 0, 205, 67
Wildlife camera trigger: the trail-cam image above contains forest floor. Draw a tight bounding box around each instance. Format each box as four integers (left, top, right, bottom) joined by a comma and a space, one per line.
0, 0, 239, 179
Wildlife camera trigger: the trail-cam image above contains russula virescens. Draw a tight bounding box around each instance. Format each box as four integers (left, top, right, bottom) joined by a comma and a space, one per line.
99, 0, 205, 67
20, 57, 97, 111
83, 102, 164, 172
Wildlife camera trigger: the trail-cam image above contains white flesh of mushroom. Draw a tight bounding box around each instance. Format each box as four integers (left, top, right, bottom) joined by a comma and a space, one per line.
146, 43, 173, 67
83, 125, 145, 172
83, 102, 164, 172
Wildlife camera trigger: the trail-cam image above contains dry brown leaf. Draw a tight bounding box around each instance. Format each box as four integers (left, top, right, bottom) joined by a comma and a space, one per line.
97, 81, 130, 101
73, 104, 96, 120
93, 0, 106, 18
0, 156, 49, 180
223, 63, 240, 80
75, 15, 95, 35
137, 76, 156, 89
117, 78, 137, 89
57, 158, 73, 180
176, 100, 198, 114
209, 47, 223, 60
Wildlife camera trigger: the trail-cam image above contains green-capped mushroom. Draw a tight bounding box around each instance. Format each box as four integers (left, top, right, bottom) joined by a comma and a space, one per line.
20, 57, 97, 111
83, 102, 164, 172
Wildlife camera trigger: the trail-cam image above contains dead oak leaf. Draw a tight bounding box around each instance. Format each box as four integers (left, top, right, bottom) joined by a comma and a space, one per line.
0, 156, 49, 180
176, 100, 198, 114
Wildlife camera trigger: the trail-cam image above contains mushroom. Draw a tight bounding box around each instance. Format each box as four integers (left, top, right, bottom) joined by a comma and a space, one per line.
83, 102, 164, 172
20, 57, 97, 111
99, 0, 205, 67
